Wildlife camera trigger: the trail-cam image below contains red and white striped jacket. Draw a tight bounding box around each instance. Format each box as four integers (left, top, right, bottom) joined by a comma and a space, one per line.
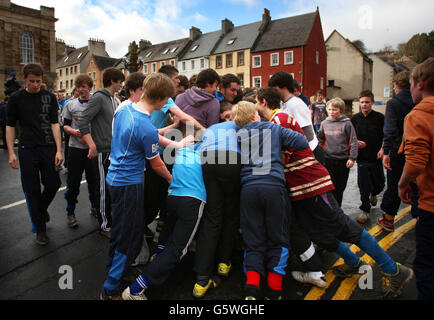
270, 109, 335, 201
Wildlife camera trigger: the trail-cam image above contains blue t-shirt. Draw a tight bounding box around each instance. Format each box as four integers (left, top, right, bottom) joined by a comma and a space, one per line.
198, 121, 240, 154
167, 144, 206, 202
150, 97, 175, 129
106, 102, 159, 186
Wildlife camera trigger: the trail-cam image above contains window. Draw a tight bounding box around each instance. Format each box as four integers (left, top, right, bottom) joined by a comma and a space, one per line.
66, 68, 69, 76
143, 64, 148, 74
59, 81, 63, 89
252, 76, 262, 88
320, 77, 324, 90
284, 51, 293, 65
270, 53, 279, 66
59, 69, 62, 77
191, 60, 195, 70
161, 61, 166, 66
170, 47, 177, 53
200, 58, 205, 69
77, 53, 83, 59
70, 67, 73, 74
163, 48, 169, 54
70, 79, 74, 87
182, 61, 186, 71
191, 45, 199, 52
146, 51, 152, 58
237, 52, 244, 66
216, 55, 222, 69
226, 53, 233, 67
227, 38, 236, 45
152, 62, 157, 73
252, 55, 261, 68
170, 60, 175, 66
66, 81, 69, 89
74, 66, 78, 74
237, 73, 244, 87
316, 51, 319, 64
93, 72, 96, 80
64, 56, 69, 63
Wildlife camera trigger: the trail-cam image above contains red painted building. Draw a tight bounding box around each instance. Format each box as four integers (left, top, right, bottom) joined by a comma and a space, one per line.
250, 9, 326, 99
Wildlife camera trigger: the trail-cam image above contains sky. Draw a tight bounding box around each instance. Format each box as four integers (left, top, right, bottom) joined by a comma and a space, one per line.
11, 0, 434, 58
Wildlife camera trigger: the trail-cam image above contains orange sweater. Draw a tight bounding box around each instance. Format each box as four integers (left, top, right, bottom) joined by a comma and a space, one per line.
403, 96, 434, 212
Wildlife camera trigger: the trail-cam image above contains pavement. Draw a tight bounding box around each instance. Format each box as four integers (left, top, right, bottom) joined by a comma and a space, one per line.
0, 148, 419, 301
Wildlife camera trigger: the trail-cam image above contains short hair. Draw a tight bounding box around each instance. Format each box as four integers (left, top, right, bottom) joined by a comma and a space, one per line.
257, 87, 281, 109
196, 69, 220, 89
102, 67, 125, 88
232, 101, 257, 127
141, 72, 175, 104
23, 63, 43, 78
316, 90, 324, 96
411, 57, 434, 94
268, 71, 295, 93
393, 71, 410, 90
293, 80, 302, 91
75, 74, 93, 88
359, 90, 375, 102
189, 74, 198, 88
124, 72, 146, 98
158, 64, 179, 78
326, 97, 346, 112
220, 101, 233, 114
221, 73, 240, 88
178, 75, 189, 89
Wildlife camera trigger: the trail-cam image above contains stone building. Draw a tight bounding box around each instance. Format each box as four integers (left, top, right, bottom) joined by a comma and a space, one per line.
0, 0, 57, 94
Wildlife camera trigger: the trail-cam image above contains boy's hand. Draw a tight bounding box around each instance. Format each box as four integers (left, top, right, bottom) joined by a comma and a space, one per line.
346, 159, 354, 169
377, 148, 384, 159
181, 135, 195, 148
166, 174, 173, 185
383, 154, 392, 171
88, 144, 98, 159
8, 153, 19, 169
55, 151, 64, 167
358, 140, 367, 149
398, 184, 413, 204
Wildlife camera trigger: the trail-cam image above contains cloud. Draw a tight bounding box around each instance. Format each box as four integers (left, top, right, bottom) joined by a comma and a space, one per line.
225, 0, 258, 8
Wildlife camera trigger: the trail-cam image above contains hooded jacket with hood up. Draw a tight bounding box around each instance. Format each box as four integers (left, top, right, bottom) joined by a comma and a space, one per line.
318, 114, 358, 161
175, 86, 220, 128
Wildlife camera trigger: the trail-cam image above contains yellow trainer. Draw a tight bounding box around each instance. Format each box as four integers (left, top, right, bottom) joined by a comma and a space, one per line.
192, 279, 218, 299
217, 262, 232, 277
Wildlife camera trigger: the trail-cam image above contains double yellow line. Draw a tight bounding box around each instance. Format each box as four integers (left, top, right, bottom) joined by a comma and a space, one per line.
304, 206, 415, 300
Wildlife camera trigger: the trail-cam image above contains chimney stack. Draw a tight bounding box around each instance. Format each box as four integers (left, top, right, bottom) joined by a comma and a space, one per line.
189, 27, 202, 41
221, 18, 234, 35
139, 39, 152, 51
259, 8, 271, 33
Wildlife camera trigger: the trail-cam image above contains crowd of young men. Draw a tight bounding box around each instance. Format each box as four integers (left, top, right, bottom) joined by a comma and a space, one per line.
4, 58, 434, 300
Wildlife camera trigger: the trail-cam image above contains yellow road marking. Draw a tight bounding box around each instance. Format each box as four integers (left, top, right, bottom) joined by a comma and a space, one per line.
304, 206, 412, 300
332, 218, 417, 300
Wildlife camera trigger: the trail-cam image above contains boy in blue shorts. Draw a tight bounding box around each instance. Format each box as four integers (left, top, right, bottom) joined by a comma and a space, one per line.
122, 131, 207, 300
231, 101, 309, 300
100, 73, 174, 300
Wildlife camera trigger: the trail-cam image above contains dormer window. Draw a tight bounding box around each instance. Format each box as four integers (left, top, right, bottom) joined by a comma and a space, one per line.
191, 45, 199, 52
145, 51, 152, 58
77, 53, 83, 59
170, 47, 177, 53
227, 38, 236, 45
163, 48, 169, 54
64, 56, 69, 62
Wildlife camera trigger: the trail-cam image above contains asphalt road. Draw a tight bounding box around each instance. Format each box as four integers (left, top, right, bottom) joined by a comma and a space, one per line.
0, 148, 418, 301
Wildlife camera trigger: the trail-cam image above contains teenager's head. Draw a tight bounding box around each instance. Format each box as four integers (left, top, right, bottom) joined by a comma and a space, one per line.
326, 97, 345, 120
316, 90, 324, 102
393, 71, 410, 94
220, 101, 233, 122
256, 87, 281, 110
197, 69, 220, 93
220, 74, 240, 102
141, 72, 175, 109
358, 90, 375, 116
158, 65, 180, 90
411, 57, 434, 104
177, 75, 189, 95
102, 67, 125, 91
124, 72, 146, 102
74, 74, 93, 99
268, 71, 295, 101
23, 63, 44, 93
293, 80, 302, 96
232, 101, 260, 127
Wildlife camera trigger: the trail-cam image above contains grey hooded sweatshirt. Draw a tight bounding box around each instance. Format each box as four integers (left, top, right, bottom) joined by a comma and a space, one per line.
77, 88, 118, 153
318, 115, 358, 161
175, 86, 220, 128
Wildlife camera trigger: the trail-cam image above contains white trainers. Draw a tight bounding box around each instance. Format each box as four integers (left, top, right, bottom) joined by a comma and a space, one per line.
122, 286, 147, 300
291, 271, 327, 288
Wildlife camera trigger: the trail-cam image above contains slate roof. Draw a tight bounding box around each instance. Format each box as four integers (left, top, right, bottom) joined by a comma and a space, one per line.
138, 38, 191, 63
212, 21, 262, 55
56, 46, 89, 68
252, 12, 317, 53
93, 55, 120, 70
179, 30, 221, 60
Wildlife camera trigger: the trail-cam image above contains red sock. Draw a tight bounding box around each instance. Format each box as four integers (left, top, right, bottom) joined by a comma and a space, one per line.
246, 271, 261, 287
267, 272, 283, 291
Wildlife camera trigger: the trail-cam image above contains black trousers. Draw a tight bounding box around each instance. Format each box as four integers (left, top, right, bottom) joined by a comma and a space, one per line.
18, 145, 61, 233
380, 150, 405, 216
194, 151, 241, 277
92, 152, 112, 231
324, 158, 350, 207
357, 160, 385, 213
65, 147, 97, 209
143, 196, 205, 286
